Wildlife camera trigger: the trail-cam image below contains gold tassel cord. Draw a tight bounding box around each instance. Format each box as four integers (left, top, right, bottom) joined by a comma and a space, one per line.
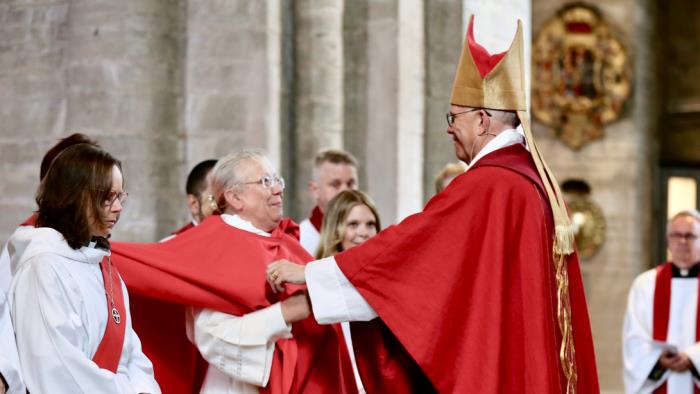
556, 252, 578, 393
519, 111, 578, 393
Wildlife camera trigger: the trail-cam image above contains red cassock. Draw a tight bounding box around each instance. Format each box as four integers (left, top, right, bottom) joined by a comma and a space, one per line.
335, 144, 600, 393
111, 217, 357, 394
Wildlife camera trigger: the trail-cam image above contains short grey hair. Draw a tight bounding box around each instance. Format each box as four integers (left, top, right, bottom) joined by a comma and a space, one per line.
489, 109, 520, 128
210, 150, 269, 210
311, 148, 358, 181
667, 209, 700, 235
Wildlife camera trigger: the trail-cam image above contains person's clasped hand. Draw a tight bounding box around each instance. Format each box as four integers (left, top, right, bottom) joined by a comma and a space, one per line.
660, 350, 692, 372
267, 259, 307, 293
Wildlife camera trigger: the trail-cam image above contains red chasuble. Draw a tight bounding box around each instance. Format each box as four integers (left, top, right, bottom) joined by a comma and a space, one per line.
170, 222, 195, 236
111, 216, 357, 394
335, 144, 599, 393
652, 263, 700, 394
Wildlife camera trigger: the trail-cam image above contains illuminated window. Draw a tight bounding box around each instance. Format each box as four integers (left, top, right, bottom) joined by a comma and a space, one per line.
667, 176, 697, 218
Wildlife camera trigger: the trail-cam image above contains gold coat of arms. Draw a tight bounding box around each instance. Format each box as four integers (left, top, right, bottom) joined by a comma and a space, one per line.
532, 3, 631, 150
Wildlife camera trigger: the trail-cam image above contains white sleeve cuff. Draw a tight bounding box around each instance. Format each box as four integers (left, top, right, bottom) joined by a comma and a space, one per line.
240, 302, 292, 345
191, 304, 292, 387
305, 256, 377, 324
685, 342, 700, 381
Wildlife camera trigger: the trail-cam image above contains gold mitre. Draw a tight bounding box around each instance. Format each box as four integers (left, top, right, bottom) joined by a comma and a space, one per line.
450, 14, 573, 256
450, 15, 525, 111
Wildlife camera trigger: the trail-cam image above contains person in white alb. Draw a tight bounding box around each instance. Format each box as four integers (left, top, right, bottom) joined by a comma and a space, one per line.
0, 132, 99, 394
623, 209, 700, 393
8, 143, 159, 394
299, 149, 359, 255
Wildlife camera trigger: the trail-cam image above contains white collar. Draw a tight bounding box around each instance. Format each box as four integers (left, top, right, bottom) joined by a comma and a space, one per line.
78, 243, 111, 265
9, 226, 109, 269
466, 129, 525, 171
221, 214, 271, 237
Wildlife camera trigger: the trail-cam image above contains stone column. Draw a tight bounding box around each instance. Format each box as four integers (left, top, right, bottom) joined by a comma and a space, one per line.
362, 0, 425, 224
64, 0, 186, 241
184, 0, 282, 169
342, 0, 369, 191
0, 1, 70, 241
288, 0, 345, 219
423, 0, 463, 201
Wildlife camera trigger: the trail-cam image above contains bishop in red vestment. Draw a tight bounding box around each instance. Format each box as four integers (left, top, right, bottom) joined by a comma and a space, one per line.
268, 15, 599, 393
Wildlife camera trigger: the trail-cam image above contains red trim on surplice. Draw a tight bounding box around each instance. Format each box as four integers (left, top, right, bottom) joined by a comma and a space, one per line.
652, 263, 700, 394
309, 206, 324, 233
92, 257, 127, 373
335, 144, 599, 393
111, 216, 356, 394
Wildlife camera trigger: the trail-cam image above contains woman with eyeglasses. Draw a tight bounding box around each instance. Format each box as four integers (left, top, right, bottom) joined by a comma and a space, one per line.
7, 144, 159, 394
110, 150, 357, 394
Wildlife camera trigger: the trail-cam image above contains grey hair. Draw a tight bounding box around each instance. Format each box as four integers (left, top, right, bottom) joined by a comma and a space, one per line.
210, 150, 269, 210
489, 109, 521, 128
667, 209, 700, 235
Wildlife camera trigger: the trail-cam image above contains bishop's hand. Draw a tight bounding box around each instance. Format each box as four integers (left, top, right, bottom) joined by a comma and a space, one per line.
267, 259, 306, 293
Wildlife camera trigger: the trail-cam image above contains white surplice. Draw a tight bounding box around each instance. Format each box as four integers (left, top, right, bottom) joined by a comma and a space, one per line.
0, 224, 29, 394
299, 218, 320, 256
8, 226, 159, 394
0, 288, 24, 394
623, 267, 700, 393
186, 214, 292, 394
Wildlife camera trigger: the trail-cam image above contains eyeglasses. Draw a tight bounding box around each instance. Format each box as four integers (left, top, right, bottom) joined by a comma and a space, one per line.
669, 232, 699, 242
104, 191, 128, 208
445, 108, 492, 127
241, 175, 285, 190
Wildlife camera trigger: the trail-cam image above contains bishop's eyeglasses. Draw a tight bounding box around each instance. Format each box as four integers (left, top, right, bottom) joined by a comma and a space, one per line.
445, 108, 492, 127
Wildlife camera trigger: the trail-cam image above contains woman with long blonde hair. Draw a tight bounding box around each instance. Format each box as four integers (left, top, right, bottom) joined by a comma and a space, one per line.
313, 190, 381, 393
315, 190, 381, 260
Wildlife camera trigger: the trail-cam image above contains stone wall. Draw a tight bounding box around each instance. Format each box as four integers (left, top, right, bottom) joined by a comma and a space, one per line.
0, 0, 188, 242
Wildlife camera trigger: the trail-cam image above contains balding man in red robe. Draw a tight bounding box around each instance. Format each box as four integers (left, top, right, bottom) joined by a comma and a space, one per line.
267, 16, 599, 393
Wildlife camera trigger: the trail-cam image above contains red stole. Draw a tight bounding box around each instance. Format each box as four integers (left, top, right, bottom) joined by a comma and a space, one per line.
335, 144, 599, 393
111, 216, 356, 394
309, 206, 323, 233
19, 214, 37, 227
652, 263, 700, 394
170, 222, 195, 236
92, 257, 127, 373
